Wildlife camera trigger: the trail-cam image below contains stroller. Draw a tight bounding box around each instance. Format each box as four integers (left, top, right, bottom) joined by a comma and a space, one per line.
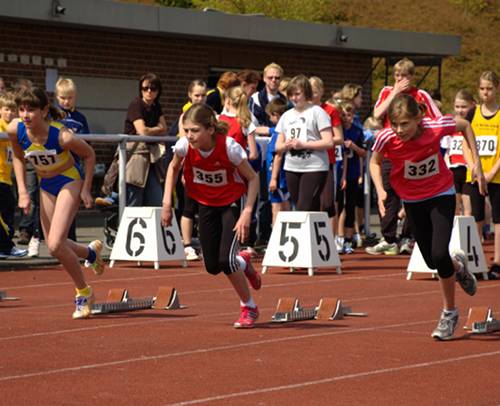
98, 204, 118, 250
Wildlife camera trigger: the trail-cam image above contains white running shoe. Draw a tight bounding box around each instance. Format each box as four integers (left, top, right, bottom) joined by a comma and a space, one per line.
184, 245, 200, 261
27, 237, 40, 257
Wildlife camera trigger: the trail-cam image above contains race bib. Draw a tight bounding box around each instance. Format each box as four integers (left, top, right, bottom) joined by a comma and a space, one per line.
475, 136, 497, 157
404, 154, 439, 180
6, 147, 13, 163
193, 168, 228, 186
285, 119, 307, 143
448, 136, 463, 156
334, 145, 343, 162
24, 149, 58, 167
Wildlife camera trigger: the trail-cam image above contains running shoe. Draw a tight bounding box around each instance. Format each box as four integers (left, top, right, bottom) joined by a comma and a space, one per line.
452, 250, 477, 296
239, 250, 261, 290
233, 305, 259, 328
72, 287, 95, 319
399, 238, 413, 255
431, 310, 459, 340
365, 238, 398, 256
487, 263, 500, 280
342, 241, 354, 254
9, 246, 28, 257
335, 236, 344, 254
28, 237, 40, 257
353, 233, 363, 248
184, 245, 200, 261
84, 240, 105, 275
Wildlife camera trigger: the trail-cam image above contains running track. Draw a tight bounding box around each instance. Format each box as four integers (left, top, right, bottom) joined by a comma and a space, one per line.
1, 241, 499, 405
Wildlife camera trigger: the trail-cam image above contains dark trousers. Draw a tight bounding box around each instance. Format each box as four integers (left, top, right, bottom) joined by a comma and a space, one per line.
0, 182, 15, 252
404, 195, 456, 279
286, 170, 327, 211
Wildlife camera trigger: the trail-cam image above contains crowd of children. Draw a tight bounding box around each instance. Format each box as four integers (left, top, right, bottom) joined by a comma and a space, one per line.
0, 58, 498, 338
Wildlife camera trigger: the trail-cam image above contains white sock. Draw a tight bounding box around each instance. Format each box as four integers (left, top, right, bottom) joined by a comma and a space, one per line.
240, 298, 256, 308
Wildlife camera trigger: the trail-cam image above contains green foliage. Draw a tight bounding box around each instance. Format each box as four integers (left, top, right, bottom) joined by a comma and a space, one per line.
190, 0, 341, 23
155, 0, 194, 7
153, 0, 500, 111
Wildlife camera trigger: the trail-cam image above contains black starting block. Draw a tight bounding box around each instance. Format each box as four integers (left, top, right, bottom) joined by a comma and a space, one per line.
271, 296, 367, 323
91, 286, 183, 315
0, 291, 19, 301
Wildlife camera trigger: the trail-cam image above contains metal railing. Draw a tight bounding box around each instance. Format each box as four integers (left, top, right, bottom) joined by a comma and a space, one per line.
0, 132, 374, 234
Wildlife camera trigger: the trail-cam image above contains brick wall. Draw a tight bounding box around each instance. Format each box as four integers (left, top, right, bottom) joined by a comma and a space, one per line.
0, 20, 373, 165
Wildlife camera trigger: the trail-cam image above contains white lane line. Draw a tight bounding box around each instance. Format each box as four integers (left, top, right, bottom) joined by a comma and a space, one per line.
164, 349, 500, 406
0, 319, 438, 382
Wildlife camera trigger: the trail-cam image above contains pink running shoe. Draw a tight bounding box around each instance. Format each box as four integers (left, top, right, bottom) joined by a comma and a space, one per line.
234, 305, 259, 328
239, 250, 261, 290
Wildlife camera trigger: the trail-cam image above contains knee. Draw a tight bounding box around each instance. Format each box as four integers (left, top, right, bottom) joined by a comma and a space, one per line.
432, 250, 454, 279
204, 260, 221, 276
46, 238, 63, 257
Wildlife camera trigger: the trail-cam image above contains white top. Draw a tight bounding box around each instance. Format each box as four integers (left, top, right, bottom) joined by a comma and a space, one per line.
275, 104, 331, 172
174, 136, 247, 166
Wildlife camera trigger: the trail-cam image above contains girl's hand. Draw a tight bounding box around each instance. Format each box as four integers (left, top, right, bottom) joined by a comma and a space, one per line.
234, 209, 251, 243
341, 177, 347, 190
344, 139, 353, 149
80, 189, 93, 209
18, 191, 31, 215
291, 139, 304, 150
284, 139, 294, 151
161, 205, 173, 227
269, 178, 277, 192
377, 190, 387, 218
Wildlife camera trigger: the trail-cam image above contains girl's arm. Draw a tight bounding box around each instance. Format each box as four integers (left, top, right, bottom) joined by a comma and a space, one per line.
6, 119, 30, 214
369, 151, 387, 217
247, 130, 258, 161
292, 127, 334, 151
233, 160, 259, 243
341, 151, 348, 190
161, 153, 183, 227
274, 132, 288, 154
455, 117, 487, 194
177, 113, 186, 137
59, 128, 96, 208
332, 125, 344, 146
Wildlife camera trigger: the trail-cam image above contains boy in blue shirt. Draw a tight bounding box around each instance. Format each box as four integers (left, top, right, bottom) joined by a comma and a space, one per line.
265, 98, 290, 224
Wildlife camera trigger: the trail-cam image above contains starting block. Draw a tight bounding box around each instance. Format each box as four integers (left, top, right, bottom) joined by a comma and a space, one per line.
271, 296, 367, 323
464, 306, 500, 334
91, 286, 184, 315
0, 291, 19, 301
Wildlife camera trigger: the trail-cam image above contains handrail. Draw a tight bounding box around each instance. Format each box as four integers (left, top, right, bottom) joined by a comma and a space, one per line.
0, 132, 374, 235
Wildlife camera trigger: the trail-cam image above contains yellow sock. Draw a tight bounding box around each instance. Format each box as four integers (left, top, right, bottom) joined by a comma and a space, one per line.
75, 286, 92, 297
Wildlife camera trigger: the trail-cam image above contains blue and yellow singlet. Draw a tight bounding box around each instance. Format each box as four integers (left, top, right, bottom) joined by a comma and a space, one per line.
17, 121, 83, 196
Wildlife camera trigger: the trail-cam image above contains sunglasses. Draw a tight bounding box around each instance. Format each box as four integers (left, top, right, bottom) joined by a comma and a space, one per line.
266, 76, 281, 81
141, 86, 158, 92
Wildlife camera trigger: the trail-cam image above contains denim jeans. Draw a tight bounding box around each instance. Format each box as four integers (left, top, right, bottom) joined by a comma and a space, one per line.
126, 164, 163, 207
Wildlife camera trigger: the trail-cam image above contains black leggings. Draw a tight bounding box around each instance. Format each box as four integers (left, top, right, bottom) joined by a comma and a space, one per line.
197, 200, 241, 276
404, 195, 456, 279
337, 179, 357, 228
286, 170, 327, 211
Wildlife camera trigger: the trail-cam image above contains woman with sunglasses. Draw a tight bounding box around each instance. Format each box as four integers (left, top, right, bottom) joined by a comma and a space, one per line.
124, 72, 167, 206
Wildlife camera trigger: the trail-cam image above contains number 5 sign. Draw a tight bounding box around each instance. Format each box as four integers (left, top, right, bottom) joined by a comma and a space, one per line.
262, 211, 341, 276
110, 207, 187, 270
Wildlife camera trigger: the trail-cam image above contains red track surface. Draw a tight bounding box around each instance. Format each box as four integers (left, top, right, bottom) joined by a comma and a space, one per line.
1, 241, 499, 405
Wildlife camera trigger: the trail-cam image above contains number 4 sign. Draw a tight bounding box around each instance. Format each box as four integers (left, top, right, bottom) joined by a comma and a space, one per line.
262, 211, 341, 277
407, 216, 488, 280
110, 207, 187, 270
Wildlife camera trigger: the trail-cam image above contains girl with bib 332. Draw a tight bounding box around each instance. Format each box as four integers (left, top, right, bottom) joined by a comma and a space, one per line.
7, 87, 104, 319
370, 94, 486, 340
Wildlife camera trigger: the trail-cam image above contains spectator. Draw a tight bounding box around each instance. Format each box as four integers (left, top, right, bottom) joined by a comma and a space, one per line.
124, 73, 167, 207
237, 69, 260, 98
0, 92, 27, 258
206, 71, 239, 114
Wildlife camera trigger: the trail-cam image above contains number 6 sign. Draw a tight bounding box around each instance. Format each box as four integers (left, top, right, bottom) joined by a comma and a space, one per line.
110, 207, 187, 270
262, 211, 341, 276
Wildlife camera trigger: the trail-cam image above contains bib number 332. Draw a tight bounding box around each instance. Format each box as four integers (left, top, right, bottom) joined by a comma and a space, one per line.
404, 154, 439, 180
